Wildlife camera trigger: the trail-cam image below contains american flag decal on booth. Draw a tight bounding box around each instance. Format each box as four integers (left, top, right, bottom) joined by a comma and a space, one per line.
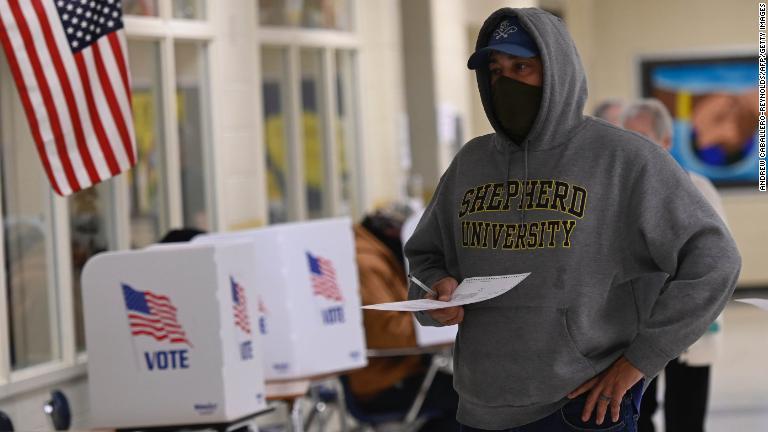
0, 0, 136, 196
122, 284, 192, 347
306, 251, 343, 302
307, 251, 346, 324
231, 276, 251, 335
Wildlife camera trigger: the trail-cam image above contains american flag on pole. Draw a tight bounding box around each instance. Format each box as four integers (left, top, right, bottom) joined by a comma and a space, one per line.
121, 284, 192, 347
0, 0, 136, 196
306, 251, 343, 302
230, 276, 251, 335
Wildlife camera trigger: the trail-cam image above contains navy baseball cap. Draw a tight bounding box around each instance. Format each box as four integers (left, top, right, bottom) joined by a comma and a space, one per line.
467, 16, 539, 70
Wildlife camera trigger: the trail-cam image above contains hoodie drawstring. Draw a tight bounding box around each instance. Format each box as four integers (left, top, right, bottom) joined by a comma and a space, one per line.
522, 139, 529, 225
502, 138, 531, 225
504, 144, 512, 218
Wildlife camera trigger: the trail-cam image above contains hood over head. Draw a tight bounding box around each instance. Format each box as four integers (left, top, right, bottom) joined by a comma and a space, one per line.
471, 8, 588, 151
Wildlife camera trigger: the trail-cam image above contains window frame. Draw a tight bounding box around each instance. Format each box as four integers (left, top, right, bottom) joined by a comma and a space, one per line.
0, 61, 69, 383
0, 0, 217, 399
257, 0, 366, 223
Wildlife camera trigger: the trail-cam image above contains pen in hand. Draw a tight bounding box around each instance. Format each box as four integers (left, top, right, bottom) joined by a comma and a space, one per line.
408, 274, 437, 297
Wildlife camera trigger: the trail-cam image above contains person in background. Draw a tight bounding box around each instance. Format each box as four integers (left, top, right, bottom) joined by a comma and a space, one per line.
158, 228, 206, 243
593, 98, 626, 126
622, 98, 727, 432
346, 209, 460, 431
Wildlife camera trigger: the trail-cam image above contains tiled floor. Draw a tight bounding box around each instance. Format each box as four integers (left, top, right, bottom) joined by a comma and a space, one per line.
700, 299, 768, 431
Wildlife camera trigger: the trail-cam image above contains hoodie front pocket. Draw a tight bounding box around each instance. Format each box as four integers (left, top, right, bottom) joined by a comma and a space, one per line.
455, 306, 597, 407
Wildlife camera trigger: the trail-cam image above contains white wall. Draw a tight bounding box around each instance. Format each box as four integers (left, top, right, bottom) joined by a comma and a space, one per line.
567, 0, 755, 111
400, 0, 441, 195
429, 0, 474, 170
401, 0, 481, 195
212, 0, 268, 230
358, 0, 409, 209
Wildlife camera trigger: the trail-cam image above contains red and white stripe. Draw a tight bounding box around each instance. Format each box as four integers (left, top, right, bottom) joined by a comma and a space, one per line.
312, 257, 343, 302
0, 0, 135, 196
127, 291, 192, 347
233, 283, 251, 335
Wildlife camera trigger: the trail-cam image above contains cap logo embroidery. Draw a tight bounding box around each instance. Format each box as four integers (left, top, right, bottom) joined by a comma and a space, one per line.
494, 20, 517, 40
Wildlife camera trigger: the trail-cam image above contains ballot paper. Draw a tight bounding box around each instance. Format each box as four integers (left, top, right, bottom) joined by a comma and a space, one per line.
363, 273, 530, 311
735, 298, 768, 311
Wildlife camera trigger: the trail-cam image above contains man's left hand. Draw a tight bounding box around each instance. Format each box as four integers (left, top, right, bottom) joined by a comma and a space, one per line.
567, 355, 644, 425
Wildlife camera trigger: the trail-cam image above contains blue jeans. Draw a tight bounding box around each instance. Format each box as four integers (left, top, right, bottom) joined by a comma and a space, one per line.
460, 381, 642, 432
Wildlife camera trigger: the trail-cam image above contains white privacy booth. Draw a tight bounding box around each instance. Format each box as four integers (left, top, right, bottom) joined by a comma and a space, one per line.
81, 241, 267, 428
402, 209, 458, 346
193, 217, 368, 381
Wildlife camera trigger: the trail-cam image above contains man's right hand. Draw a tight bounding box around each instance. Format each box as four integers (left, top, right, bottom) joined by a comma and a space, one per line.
425, 277, 464, 325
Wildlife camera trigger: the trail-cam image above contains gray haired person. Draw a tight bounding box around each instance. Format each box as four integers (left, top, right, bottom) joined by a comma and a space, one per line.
593, 98, 626, 126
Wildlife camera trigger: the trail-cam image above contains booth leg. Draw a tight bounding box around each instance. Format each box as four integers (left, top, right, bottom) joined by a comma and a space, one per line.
290, 398, 304, 432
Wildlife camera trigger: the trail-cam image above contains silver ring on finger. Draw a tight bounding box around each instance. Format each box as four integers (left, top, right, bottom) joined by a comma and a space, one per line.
598, 394, 612, 403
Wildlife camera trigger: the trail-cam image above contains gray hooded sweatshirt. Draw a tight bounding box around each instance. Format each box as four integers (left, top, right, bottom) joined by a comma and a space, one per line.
404, 7, 741, 429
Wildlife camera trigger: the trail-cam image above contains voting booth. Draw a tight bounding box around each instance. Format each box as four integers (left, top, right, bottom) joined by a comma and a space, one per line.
414, 318, 458, 346
82, 241, 267, 428
402, 210, 458, 346
194, 217, 368, 381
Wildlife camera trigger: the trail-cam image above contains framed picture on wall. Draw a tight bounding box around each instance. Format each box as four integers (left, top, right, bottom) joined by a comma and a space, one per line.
640, 54, 759, 186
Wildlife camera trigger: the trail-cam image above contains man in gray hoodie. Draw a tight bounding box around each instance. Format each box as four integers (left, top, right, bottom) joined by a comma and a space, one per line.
404, 7, 741, 432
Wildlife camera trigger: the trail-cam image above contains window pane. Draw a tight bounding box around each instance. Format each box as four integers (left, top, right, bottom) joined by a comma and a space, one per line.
261, 47, 290, 224
175, 41, 211, 231
301, 49, 327, 219
259, 0, 352, 30
173, 0, 206, 19
69, 182, 114, 353
128, 40, 167, 248
1, 53, 59, 369
123, 0, 159, 16
335, 50, 356, 216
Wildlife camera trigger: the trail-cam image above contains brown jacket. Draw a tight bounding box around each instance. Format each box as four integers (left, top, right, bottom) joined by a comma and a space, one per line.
347, 225, 424, 400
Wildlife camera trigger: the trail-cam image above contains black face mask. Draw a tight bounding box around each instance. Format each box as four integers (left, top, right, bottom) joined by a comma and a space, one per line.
491, 75, 543, 143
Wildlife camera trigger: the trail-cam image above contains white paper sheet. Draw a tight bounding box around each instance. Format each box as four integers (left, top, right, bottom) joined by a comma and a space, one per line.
363, 273, 530, 311
735, 298, 768, 311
